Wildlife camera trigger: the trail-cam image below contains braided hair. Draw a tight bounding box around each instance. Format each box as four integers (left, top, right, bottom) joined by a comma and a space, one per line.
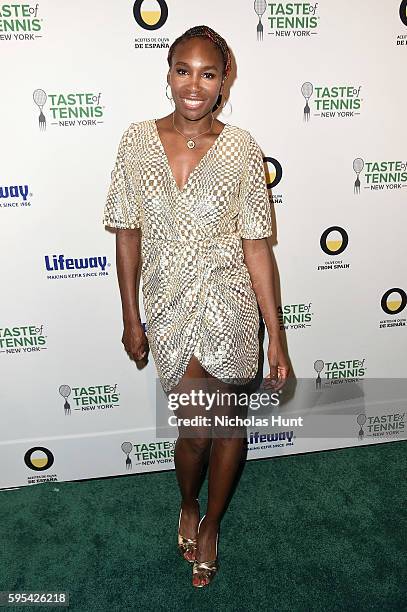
167, 25, 232, 79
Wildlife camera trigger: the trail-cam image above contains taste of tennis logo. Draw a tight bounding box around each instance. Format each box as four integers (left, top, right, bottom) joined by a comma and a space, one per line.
264, 156, 284, 204
314, 358, 367, 389
59, 384, 120, 415
317, 226, 351, 272
0, 183, 32, 208
0, 325, 47, 356
379, 287, 407, 330
301, 83, 363, 121
278, 302, 313, 330
121, 440, 175, 469
133, 0, 169, 50
32, 89, 104, 131
356, 413, 405, 440
253, 1, 319, 40
352, 158, 407, 194
0, 3, 43, 42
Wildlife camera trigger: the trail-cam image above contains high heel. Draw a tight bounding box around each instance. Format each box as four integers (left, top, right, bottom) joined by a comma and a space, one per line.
177, 499, 199, 563
192, 515, 219, 588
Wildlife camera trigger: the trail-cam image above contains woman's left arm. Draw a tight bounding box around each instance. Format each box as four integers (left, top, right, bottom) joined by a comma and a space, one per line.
242, 237, 290, 390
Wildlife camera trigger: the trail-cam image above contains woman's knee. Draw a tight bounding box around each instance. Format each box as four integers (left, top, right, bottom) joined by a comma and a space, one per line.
211, 431, 246, 445
178, 435, 212, 456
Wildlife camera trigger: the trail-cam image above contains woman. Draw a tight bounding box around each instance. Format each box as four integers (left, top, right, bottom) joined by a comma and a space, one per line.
103, 25, 290, 587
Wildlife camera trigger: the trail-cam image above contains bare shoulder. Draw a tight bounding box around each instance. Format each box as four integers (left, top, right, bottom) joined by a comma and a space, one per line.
154, 114, 174, 133
214, 118, 227, 135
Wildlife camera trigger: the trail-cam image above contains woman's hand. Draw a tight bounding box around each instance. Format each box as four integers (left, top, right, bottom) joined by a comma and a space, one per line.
264, 338, 290, 391
122, 322, 149, 361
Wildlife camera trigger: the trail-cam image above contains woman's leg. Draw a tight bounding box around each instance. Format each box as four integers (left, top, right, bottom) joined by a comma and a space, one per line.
171, 355, 212, 542
195, 375, 247, 567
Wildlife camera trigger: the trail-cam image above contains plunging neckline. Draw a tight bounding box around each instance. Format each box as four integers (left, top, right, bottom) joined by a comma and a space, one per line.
152, 118, 229, 194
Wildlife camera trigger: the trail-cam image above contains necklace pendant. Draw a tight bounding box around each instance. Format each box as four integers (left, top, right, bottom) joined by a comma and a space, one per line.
187, 139, 195, 149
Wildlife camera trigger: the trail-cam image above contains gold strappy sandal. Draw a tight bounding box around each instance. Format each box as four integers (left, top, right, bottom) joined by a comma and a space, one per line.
192, 515, 219, 588
177, 500, 199, 563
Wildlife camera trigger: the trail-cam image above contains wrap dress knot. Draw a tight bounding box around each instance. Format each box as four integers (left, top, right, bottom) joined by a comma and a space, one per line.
103, 119, 273, 393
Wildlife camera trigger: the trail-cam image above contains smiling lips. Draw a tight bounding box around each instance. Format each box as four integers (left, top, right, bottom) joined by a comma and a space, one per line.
181, 98, 206, 110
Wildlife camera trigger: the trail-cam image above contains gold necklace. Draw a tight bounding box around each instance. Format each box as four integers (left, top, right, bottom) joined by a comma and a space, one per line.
172, 111, 214, 149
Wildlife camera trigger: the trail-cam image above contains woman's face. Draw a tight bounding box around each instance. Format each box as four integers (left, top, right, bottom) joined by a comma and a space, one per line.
168, 37, 225, 120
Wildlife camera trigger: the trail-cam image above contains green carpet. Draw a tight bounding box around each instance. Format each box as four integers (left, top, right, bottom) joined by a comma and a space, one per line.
1, 441, 405, 612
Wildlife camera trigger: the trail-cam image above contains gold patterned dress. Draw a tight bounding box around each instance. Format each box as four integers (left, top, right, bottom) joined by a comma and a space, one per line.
103, 119, 273, 393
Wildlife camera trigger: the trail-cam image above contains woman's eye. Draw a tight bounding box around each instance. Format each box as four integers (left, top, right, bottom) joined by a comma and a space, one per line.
175, 69, 215, 79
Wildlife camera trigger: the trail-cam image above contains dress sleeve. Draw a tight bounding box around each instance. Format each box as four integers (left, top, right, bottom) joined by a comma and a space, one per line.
102, 124, 142, 230
237, 132, 273, 239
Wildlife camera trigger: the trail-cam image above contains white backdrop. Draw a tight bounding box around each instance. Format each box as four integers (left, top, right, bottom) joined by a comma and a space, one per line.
1, 0, 406, 489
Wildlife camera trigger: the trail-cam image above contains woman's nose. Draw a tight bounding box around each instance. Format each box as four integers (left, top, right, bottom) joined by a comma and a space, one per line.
187, 74, 201, 93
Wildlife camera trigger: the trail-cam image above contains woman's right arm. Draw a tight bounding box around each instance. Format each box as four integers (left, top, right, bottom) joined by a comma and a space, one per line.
116, 228, 148, 361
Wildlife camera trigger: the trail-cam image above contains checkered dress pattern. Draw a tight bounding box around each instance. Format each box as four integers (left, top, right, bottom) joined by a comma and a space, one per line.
103, 119, 273, 393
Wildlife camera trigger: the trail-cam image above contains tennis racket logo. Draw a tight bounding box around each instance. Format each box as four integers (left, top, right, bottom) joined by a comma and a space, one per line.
121, 442, 133, 470
59, 385, 71, 415
301, 82, 313, 121
33, 88, 47, 131
254, 0, 267, 41
313, 360, 325, 389
353, 158, 364, 194
356, 414, 367, 440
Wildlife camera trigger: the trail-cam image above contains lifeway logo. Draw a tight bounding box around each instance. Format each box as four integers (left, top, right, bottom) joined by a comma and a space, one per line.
44, 254, 110, 280
248, 430, 295, 449
0, 183, 32, 208
0, 3, 43, 42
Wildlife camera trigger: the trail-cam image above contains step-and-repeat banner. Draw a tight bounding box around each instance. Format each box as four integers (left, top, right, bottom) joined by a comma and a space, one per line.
1, 1, 406, 489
